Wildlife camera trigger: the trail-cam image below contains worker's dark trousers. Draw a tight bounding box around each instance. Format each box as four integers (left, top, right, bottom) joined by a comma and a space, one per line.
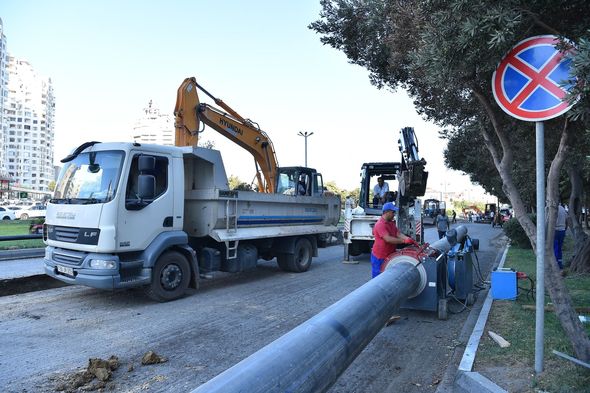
554, 229, 566, 269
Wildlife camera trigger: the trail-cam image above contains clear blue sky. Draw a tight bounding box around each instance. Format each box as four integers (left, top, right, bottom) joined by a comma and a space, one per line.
2, 0, 478, 193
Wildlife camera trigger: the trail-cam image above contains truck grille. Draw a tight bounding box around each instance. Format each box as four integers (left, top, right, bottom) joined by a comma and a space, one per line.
54, 226, 80, 242
46, 225, 100, 245
52, 249, 86, 266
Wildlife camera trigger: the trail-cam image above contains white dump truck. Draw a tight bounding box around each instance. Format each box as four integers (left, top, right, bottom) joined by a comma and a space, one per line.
43, 142, 341, 301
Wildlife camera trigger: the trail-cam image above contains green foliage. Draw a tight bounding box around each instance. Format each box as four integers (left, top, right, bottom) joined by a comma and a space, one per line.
198, 139, 215, 149
503, 215, 535, 248
310, 0, 590, 210
0, 220, 44, 249
228, 174, 254, 191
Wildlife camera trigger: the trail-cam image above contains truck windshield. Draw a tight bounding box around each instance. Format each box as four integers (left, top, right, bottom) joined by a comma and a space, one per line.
52, 151, 125, 204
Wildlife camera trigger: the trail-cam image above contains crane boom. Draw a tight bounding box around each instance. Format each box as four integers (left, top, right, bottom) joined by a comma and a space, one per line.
174, 77, 279, 193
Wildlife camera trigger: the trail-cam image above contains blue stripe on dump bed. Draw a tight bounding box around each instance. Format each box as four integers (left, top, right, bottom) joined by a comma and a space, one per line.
237, 215, 324, 226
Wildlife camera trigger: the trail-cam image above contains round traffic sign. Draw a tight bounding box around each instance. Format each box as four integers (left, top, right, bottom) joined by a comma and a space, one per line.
492, 35, 574, 121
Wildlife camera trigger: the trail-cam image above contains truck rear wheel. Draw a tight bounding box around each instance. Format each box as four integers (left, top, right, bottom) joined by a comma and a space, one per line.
277, 238, 312, 273
348, 241, 363, 257
145, 251, 191, 302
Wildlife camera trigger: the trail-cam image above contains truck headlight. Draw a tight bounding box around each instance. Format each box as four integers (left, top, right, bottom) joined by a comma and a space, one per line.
89, 259, 117, 269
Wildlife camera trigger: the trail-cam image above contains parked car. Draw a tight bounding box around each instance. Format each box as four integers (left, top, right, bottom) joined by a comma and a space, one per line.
16, 204, 46, 220
29, 220, 44, 234
0, 206, 17, 220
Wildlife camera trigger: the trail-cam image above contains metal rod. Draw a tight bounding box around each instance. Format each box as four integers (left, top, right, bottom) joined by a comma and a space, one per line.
191, 261, 421, 393
535, 121, 545, 373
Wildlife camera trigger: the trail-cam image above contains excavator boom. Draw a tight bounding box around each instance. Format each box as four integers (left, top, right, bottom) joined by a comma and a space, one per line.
174, 77, 279, 193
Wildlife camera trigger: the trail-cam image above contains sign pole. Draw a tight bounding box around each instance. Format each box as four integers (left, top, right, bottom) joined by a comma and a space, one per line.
535, 121, 545, 373
491, 34, 576, 375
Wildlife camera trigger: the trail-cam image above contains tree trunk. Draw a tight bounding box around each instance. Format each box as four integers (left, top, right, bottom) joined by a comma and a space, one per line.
567, 164, 590, 272
570, 239, 590, 273
472, 86, 590, 362
543, 247, 590, 361
544, 122, 590, 362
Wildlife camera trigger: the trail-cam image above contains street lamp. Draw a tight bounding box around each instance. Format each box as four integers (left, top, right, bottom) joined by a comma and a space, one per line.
297, 131, 314, 167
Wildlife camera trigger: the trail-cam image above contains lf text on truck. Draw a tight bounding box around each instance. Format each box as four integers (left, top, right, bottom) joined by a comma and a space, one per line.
43, 77, 341, 301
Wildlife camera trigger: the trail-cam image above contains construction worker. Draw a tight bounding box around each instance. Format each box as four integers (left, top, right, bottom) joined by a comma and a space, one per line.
370, 202, 418, 278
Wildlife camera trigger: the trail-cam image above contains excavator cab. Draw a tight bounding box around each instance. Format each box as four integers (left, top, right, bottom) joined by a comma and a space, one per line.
276, 167, 323, 197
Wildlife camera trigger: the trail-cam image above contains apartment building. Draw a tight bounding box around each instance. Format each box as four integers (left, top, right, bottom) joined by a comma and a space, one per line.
0, 18, 8, 182
4, 56, 55, 192
132, 100, 174, 145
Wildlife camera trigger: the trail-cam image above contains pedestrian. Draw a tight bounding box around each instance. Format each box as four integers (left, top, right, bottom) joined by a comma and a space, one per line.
554, 203, 568, 270
435, 209, 450, 239
370, 202, 417, 278
468, 211, 473, 222
372, 177, 389, 207
451, 210, 456, 224
490, 210, 495, 227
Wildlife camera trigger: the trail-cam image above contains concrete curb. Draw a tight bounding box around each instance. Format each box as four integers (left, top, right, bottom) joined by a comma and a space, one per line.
0, 248, 44, 261
454, 371, 508, 393
452, 243, 510, 393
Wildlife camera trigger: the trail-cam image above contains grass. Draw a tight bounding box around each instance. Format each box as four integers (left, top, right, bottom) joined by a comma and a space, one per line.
476, 236, 590, 392
0, 219, 45, 249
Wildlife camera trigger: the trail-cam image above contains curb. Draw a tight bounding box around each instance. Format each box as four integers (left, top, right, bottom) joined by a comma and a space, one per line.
452, 243, 510, 392
454, 371, 508, 393
0, 248, 44, 261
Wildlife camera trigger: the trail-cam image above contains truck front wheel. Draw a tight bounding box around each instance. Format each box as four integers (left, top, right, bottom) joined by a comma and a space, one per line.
277, 238, 312, 273
145, 251, 191, 302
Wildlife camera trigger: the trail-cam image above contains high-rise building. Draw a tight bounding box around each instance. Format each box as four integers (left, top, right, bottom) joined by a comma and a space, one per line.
0, 18, 9, 181
4, 56, 55, 192
132, 100, 174, 145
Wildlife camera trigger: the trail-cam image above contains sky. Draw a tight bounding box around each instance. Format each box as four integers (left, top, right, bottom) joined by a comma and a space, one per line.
2, 0, 484, 194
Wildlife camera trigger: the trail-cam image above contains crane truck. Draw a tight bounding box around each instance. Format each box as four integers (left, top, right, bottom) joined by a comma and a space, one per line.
343, 127, 428, 260
43, 77, 341, 301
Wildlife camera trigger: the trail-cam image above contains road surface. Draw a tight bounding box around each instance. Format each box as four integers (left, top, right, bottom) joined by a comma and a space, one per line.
0, 223, 504, 393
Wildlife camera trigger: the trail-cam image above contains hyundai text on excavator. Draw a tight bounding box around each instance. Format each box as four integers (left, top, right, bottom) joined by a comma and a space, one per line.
43, 77, 341, 301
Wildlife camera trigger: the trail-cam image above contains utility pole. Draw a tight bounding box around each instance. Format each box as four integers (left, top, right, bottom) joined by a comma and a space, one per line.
297, 131, 314, 167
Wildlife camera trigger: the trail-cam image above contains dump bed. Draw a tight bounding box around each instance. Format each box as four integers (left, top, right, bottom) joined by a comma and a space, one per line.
182, 147, 341, 242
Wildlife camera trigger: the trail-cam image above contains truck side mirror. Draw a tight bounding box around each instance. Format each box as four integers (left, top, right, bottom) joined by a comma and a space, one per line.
138, 174, 156, 200
138, 155, 156, 172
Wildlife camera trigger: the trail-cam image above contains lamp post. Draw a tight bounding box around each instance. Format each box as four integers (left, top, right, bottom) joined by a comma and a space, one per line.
297, 131, 314, 167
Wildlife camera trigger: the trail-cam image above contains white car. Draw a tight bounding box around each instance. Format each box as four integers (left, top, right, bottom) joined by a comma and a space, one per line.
16, 205, 47, 220
0, 206, 17, 220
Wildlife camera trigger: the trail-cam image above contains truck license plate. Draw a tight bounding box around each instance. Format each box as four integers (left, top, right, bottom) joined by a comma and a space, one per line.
57, 265, 74, 277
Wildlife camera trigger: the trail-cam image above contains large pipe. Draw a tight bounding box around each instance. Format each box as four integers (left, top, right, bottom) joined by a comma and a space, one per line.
428, 225, 468, 255
191, 261, 422, 393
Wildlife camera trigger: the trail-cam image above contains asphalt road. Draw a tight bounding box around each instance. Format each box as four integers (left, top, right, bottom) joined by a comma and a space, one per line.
0, 223, 503, 393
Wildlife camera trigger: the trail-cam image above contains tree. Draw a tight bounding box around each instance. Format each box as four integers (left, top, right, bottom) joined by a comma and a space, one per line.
228, 175, 254, 191
198, 139, 215, 149
311, 0, 590, 360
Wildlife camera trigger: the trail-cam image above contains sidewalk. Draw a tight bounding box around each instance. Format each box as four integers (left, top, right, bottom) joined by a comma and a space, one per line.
0, 248, 45, 280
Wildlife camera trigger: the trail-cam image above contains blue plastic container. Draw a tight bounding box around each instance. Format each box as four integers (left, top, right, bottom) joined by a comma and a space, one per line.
491, 269, 517, 300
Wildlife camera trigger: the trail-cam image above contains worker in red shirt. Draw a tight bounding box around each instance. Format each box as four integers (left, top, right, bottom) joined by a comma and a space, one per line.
371, 202, 418, 278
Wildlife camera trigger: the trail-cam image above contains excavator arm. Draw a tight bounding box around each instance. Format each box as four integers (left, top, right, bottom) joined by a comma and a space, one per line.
397, 126, 428, 197
174, 77, 279, 193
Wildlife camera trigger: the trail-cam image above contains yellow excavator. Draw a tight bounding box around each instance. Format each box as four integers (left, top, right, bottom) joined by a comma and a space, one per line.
174, 77, 292, 194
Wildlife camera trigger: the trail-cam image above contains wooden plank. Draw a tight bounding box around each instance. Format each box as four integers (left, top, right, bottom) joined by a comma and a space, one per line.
488, 331, 510, 348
